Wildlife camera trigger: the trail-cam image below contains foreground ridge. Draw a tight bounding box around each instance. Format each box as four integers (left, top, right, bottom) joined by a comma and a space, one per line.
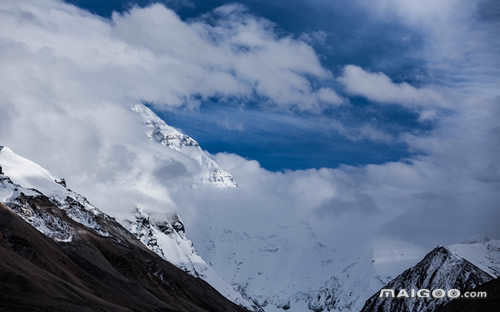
0, 146, 249, 312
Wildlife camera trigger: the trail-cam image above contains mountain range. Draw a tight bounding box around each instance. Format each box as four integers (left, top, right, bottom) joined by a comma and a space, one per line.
0, 105, 498, 311
0, 146, 247, 312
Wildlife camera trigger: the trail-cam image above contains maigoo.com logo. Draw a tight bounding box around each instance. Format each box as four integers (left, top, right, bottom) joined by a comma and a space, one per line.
379, 288, 487, 299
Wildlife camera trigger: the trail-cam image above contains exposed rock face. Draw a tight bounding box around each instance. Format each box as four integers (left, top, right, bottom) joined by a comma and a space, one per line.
54, 178, 66, 188
126, 208, 167, 258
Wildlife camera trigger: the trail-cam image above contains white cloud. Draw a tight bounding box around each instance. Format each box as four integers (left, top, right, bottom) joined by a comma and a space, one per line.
360, 0, 466, 25
338, 65, 444, 110
316, 88, 344, 106
298, 30, 328, 45
0, 0, 335, 113
0, 0, 496, 251
355, 0, 498, 89
0, 0, 342, 216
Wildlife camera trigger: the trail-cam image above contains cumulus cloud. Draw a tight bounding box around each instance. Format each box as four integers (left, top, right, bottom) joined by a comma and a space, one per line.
169, 0, 500, 260
0, 0, 342, 216
355, 0, 499, 87
338, 65, 444, 111
0, 0, 338, 114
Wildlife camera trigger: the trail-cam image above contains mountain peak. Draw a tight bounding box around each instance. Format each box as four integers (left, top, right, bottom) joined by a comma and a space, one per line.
132, 104, 200, 150
132, 104, 238, 188
361, 240, 500, 312
0, 146, 64, 196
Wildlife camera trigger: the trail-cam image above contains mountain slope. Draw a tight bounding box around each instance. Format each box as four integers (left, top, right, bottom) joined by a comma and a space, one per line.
438, 278, 500, 312
132, 104, 237, 188
0, 145, 252, 309
184, 213, 390, 312
0, 146, 248, 312
361, 241, 500, 312
126, 109, 401, 312
131, 104, 384, 312
0, 201, 247, 312
129, 106, 257, 308
123, 207, 252, 309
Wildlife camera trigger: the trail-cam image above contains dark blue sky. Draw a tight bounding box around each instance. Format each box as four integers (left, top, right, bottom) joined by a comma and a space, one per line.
67, 0, 430, 171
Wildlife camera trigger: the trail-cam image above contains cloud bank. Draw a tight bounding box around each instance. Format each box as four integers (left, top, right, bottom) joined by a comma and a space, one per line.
1, 0, 343, 113
0, 0, 498, 288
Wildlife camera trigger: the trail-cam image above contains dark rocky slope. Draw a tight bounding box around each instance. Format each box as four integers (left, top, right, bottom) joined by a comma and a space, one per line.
438, 278, 500, 312
0, 201, 248, 312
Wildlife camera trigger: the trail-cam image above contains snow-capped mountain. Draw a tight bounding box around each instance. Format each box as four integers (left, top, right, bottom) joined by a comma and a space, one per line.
361, 240, 500, 312
126, 107, 393, 312
0, 103, 251, 309
123, 207, 252, 309
4, 101, 498, 312
125, 107, 387, 312
0, 142, 383, 312
0, 145, 251, 310
0, 153, 247, 311
132, 103, 237, 188
0, 146, 110, 242
182, 212, 394, 312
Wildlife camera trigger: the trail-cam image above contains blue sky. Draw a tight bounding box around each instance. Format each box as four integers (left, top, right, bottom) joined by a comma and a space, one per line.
67, 0, 431, 171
